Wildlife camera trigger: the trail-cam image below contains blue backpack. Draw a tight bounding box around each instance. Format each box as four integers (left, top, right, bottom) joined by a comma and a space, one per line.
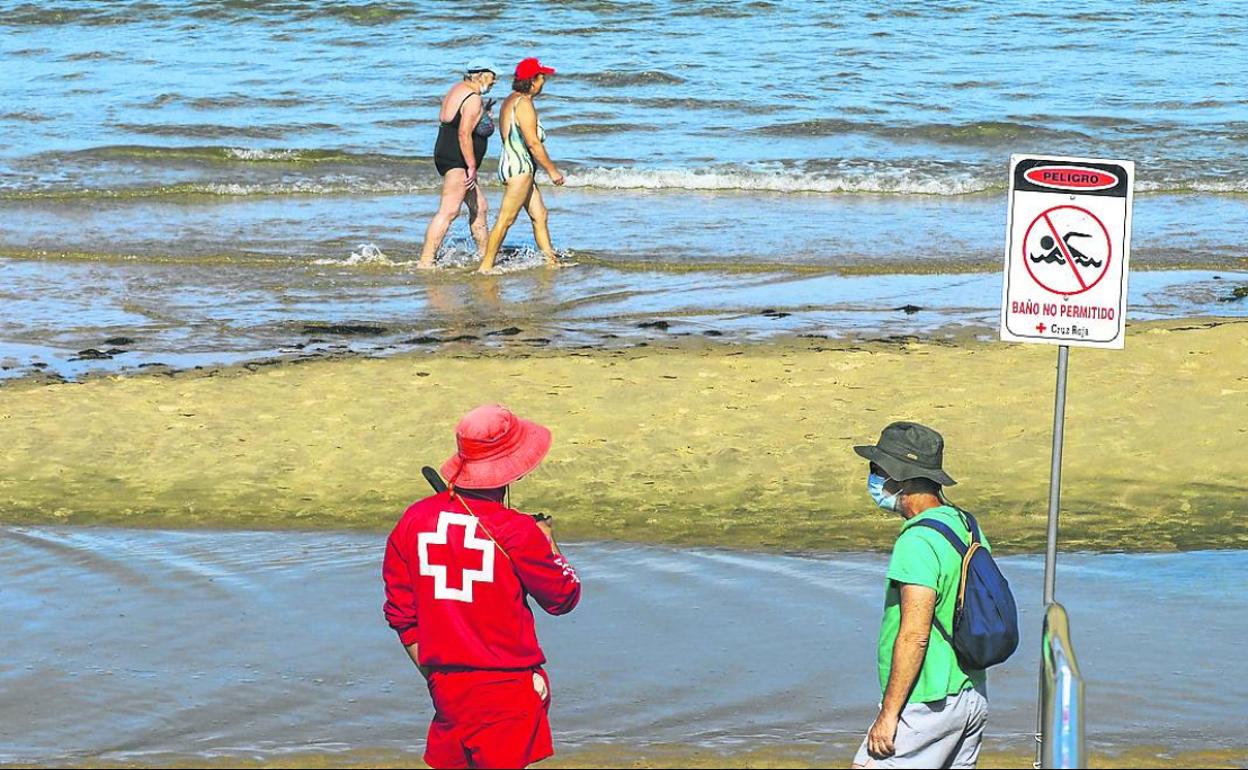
912, 510, 1019, 670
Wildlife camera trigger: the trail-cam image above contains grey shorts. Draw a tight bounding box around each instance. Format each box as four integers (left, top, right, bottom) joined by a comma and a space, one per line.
853, 685, 988, 769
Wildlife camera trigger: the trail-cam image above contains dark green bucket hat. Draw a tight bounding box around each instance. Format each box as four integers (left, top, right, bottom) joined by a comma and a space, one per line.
854, 421, 957, 486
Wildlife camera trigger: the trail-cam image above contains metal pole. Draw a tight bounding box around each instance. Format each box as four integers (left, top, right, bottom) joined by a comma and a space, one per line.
1039, 604, 1086, 769
1043, 344, 1069, 605
1036, 344, 1070, 768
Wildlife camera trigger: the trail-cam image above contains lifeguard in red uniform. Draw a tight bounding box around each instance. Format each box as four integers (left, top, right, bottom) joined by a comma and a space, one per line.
383, 404, 581, 769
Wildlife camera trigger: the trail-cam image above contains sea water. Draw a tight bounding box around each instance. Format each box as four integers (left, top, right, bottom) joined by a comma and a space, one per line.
1, 0, 1246, 375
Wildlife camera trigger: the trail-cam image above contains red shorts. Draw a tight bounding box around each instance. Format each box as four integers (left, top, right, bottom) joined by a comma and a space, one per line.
424, 667, 554, 769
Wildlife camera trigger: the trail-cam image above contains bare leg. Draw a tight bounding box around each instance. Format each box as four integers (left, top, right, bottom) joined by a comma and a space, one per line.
479, 174, 534, 273
465, 182, 489, 258
418, 170, 467, 268
524, 183, 558, 265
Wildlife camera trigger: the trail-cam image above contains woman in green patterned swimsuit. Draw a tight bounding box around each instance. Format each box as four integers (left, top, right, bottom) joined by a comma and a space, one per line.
478, 57, 567, 274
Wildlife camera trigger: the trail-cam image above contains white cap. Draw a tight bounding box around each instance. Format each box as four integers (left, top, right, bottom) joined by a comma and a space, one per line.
465, 59, 498, 75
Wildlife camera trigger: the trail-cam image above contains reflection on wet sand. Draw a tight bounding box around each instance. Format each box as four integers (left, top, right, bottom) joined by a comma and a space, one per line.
31, 745, 1248, 769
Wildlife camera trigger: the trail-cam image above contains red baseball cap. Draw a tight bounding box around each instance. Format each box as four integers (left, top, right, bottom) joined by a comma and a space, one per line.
441, 404, 552, 489
515, 57, 555, 79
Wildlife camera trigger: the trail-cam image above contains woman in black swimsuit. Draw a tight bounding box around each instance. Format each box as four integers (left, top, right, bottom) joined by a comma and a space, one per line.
417, 60, 497, 269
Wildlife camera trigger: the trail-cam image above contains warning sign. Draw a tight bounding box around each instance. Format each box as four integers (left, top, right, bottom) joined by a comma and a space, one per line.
1001, 155, 1134, 349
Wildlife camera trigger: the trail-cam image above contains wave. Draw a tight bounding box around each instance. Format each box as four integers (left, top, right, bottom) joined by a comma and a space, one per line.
8, 169, 1248, 201
11, 146, 1248, 199
1, 0, 425, 27
0, 110, 53, 123
61, 50, 127, 62
0, 179, 440, 200
556, 122, 641, 135
757, 118, 1090, 146
672, 0, 786, 19
578, 70, 687, 87
110, 121, 340, 140
130, 93, 318, 111
1135, 179, 1248, 194
0, 168, 999, 200
1, 4, 131, 26
590, 95, 777, 114
55, 145, 414, 165
317, 2, 419, 25
564, 166, 1000, 195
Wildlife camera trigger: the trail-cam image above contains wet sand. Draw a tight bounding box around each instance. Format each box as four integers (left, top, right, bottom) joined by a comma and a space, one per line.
18, 746, 1248, 768
3, 251, 1243, 382
3, 529, 1246, 767
1, 318, 1246, 552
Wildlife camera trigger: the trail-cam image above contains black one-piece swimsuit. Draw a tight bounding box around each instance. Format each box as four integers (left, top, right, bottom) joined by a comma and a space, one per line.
433, 93, 488, 176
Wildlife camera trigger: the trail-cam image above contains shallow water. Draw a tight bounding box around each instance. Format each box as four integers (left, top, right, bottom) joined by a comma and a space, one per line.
2, 527, 1245, 765
1, 251, 1243, 380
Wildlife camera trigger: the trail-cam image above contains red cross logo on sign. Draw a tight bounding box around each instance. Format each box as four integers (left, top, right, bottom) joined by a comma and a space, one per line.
417, 511, 496, 603
1021, 205, 1112, 296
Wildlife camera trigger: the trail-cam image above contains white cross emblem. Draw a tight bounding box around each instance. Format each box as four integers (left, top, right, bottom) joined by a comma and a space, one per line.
417, 511, 496, 603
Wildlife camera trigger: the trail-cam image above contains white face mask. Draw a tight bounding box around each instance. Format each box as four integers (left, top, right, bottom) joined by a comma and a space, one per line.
868, 472, 901, 512
471, 73, 494, 94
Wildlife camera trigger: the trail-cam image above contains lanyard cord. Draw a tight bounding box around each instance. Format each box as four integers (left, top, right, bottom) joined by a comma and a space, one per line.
447, 485, 513, 565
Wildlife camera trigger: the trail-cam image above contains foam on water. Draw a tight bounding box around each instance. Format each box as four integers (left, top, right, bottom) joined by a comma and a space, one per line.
10, 151, 1248, 200
1135, 178, 1248, 194
224, 147, 303, 161
328, 242, 406, 267
197, 179, 433, 196
566, 165, 997, 196
308, 241, 570, 274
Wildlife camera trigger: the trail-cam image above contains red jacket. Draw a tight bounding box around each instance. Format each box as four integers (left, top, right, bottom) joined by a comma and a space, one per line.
382, 491, 581, 669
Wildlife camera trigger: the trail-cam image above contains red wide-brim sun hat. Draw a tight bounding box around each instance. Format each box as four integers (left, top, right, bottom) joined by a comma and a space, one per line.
441, 404, 552, 489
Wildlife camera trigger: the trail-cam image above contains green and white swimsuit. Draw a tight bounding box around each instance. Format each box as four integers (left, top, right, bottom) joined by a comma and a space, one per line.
497, 99, 546, 183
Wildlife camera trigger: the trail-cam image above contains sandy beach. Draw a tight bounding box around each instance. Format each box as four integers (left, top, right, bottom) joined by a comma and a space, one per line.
1, 317, 1244, 552
6, 3, 1248, 767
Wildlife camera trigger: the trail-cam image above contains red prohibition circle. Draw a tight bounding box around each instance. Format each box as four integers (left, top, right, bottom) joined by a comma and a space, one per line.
1021, 205, 1112, 296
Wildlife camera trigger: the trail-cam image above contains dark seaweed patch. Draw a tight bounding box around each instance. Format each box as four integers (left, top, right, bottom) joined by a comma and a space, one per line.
301, 323, 387, 336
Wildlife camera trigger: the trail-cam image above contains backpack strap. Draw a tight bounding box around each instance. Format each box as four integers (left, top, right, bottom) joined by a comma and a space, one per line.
911, 518, 968, 556
909, 516, 976, 645
961, 510, 982, 545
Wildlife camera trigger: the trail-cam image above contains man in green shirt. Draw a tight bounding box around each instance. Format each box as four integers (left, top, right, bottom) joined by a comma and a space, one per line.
851, 421, 989, 769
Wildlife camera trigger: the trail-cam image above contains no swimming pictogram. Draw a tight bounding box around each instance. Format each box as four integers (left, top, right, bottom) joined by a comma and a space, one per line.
1021, 205, 1111, 296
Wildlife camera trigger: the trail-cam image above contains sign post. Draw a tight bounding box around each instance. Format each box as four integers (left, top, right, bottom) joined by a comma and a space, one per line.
1044, 345, 1068, 608
1001, 154, 1133, 768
